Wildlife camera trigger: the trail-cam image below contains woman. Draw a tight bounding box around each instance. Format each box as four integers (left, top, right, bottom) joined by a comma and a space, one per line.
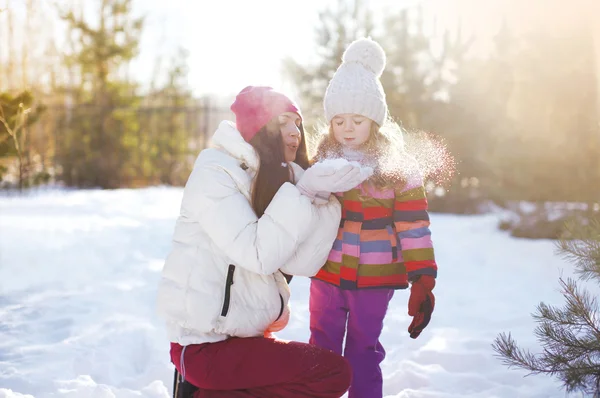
157, 86, 369, 397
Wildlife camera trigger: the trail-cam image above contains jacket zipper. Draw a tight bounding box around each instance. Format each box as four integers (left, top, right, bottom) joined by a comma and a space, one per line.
275, 293, 284, 321
220, 264, 235, 317
274, 272, 286, 321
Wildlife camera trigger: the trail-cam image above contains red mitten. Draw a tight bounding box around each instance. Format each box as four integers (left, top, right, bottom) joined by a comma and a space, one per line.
408, 275, 436, 339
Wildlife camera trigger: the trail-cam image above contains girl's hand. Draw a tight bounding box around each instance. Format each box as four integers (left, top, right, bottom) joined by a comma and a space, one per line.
408, 275, 436, 339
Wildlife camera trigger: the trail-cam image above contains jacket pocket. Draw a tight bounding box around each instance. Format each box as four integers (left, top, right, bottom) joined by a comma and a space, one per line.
220, 264, 235, 317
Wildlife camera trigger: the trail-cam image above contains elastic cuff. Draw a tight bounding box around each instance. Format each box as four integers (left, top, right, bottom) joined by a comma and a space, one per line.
314, 191, 330, 201
296, 184, 315, 201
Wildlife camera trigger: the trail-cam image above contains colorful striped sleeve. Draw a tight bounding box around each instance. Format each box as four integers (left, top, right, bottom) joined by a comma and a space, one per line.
393, 183, 437, 281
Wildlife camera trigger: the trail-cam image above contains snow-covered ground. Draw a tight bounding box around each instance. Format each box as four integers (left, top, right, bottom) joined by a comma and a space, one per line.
0, 187, 578, 397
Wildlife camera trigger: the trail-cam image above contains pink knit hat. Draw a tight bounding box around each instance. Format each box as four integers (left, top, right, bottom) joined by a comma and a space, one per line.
230, 86, 302, 142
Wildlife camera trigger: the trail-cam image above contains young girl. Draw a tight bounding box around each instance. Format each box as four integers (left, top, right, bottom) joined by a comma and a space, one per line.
309, 38, 438, 398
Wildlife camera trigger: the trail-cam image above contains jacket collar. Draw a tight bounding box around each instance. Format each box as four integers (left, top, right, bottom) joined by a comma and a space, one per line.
210, 121, 260, 171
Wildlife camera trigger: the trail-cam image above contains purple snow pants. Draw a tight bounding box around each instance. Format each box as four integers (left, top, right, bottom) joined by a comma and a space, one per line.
309, 278, 395, 398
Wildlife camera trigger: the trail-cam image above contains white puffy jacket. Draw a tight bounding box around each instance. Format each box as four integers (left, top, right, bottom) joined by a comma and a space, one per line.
156, 121, 342, 345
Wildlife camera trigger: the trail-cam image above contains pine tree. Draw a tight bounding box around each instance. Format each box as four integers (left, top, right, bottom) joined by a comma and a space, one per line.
493, 218, 600, 395
57, 0, 143, 188
144, 48, 193, 186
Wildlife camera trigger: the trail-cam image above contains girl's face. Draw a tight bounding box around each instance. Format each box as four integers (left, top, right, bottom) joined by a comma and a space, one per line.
331, 114, 373, 149
278, 112, 302, 162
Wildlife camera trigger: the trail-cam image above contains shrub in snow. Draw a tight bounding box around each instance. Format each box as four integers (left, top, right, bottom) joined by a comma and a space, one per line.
493, 218, 600, 395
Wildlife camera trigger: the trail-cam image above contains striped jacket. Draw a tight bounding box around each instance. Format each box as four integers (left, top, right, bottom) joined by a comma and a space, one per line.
313, 175, 437, 290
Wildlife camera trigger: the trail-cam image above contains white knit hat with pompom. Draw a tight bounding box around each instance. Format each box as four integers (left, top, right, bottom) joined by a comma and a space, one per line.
323, 37, 388, 126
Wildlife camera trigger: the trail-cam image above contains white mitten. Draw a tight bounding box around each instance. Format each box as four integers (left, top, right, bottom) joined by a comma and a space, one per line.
313, 159, 374, 192
296, 163, 354, 198
313, 192, 331, 205
332, 166, 372, 192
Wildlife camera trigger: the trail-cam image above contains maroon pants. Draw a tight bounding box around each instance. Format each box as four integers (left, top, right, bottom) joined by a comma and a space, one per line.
170, 336, 352, 398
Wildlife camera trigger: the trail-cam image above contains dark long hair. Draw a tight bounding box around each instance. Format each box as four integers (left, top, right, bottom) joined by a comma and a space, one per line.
248, 118, 308, 217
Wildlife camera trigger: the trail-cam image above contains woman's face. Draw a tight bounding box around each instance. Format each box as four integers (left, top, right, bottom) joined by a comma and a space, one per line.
277, 112, 302, 163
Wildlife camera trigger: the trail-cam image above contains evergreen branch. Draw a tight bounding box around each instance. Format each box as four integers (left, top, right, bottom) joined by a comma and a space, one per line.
494, 254, 600, 394
558, 220, 600, 284
493, 331, 600, 392
495, 275, 600, 393
493, 332, 551, 374
559, 277, 600, 339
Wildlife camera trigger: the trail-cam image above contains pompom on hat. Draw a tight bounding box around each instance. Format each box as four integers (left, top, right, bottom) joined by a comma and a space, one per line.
230, 86, 302, 142
323, 37, 388, 126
